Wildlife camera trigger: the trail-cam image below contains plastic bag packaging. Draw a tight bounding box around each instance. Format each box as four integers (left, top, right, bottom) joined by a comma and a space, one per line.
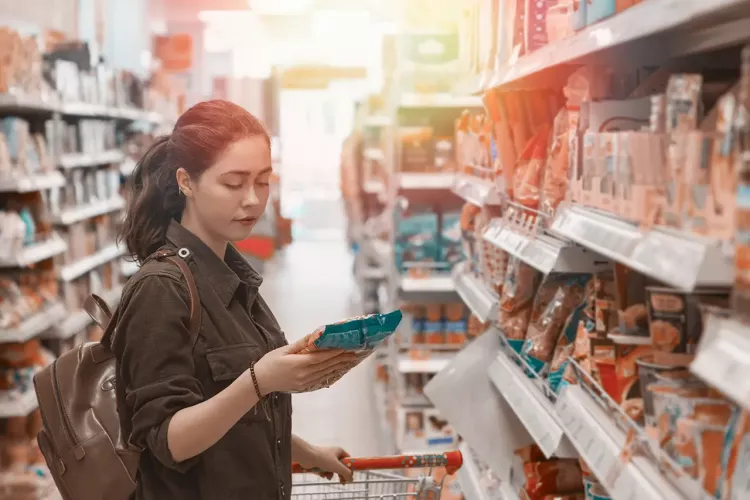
521, 274, 590, 372
523, 458, 584, 499
295, 310, 402, 392
498, 257, 542, 352
517, 126, 550, 210
541, 108, 572, 217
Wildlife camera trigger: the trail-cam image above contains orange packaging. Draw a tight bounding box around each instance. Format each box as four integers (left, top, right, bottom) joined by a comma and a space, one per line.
723, 409, 749, 499
424, 304, 444, 344
523, 459, 584, 499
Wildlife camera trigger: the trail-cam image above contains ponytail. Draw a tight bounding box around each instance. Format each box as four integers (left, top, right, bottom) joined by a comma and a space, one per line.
119, 135, 183, 264
119, 100, 271, 264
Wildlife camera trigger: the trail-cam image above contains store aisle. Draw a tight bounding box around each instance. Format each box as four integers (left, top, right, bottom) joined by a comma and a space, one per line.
260, 240, 383, 457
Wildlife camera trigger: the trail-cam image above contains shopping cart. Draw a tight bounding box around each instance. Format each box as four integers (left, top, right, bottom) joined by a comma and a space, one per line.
291, 450, 463, 499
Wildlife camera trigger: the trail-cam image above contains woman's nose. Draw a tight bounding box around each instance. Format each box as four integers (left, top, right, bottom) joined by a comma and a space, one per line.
242, 185, 260, 206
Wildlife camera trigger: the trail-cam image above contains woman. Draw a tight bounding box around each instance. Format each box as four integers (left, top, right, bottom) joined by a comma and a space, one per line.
115, 100, 356, 500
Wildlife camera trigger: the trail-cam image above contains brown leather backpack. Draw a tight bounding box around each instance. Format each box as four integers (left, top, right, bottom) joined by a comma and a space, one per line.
33, 249, 200, 500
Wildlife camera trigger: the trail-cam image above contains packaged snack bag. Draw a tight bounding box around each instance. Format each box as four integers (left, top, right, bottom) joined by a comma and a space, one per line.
522, 274, 590, 373
395, 209, 440, 274
523, 459, 584, 499
613, 264, 650, 338
498, 257, 543, 352
297, 310, 402, 392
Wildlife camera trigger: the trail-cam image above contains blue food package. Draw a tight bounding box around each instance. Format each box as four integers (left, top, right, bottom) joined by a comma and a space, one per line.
440, 211, 464, 265
309, 310, 403, 351
395, 210, 439, 272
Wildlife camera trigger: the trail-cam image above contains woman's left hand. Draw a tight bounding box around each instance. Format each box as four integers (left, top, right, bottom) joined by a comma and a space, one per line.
302, 446, 353, 483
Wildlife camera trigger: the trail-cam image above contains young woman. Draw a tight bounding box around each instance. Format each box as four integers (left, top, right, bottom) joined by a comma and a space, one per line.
115, 100, 356, 499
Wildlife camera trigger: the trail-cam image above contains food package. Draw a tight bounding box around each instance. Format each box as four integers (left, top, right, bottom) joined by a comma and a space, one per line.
399, 127, 435, 172
424, 304, 444, 344
467, 314, 490, 338
460, 203, 482, 273
443, 303, 468, 345
515, 444, 546, 463
298, 310, 402, 392
394, 209, 440, 275
498, 257, 543, 352
645, 287, 729, 353
635, 351, 695, 431
723, 409, 750, 500
440, 211, 464, 266
523, 459, 584, 499
476, 208, 507, 294
614, 264, 650, 338
607, 334, 653, 413
541, 108, 572, 217
516, 126, 550, 210
521, 274, 590, 373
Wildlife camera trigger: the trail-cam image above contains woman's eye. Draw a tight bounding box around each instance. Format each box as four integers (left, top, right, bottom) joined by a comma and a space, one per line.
225, 183, 243, 190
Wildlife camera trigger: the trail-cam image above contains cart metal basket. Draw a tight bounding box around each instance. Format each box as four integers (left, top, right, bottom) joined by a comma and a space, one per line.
291, 450, 463, 499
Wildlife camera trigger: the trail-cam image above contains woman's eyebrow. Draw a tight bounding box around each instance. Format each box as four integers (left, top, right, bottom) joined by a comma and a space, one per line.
221, 166, 273, 177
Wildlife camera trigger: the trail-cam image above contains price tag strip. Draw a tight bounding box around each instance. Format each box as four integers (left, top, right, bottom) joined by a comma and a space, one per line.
489, 353, 576, 458
692, 313, 750, 410
451, 174, 503, 207
556, 385, 683, 500
551, 205, 732, 292
452, 262, 499, 323
399, 173, 456, 190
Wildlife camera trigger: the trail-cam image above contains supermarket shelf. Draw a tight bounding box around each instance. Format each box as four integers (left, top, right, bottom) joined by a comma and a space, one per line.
399, 93, 483, 108
50, 197, 126, 225
397, 352, 454, 373
555, 385, 684, 500
0, 93, 58, 114
452, 262, 498, 323
0, 170, 65, 193
550, 205, 732, 291
46, 285, 124, 339
485, 218, 607, 275
0, 236, 67, 268
0, 388, 39, 418
458, 443, 492, 500
59, 150, 125, 169
363, 147, 385, 162
0, 303, 66, 343
121, 259, 140, 277
452, 175, 502, 206
364, 115, 392, 127
691, 312, 750, 410
399, 275, 458, 303
487, 0, 750, 90
58, 243, 125, 282
399, 173, 455, 190
488, 353, 576, 459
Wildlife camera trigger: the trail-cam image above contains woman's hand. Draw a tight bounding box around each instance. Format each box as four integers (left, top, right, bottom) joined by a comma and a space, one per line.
253, 336, 357, 394
298, 445, 353, 483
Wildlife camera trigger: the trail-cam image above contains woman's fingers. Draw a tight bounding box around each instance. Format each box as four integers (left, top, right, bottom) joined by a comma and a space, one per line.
331, 448, 353, 483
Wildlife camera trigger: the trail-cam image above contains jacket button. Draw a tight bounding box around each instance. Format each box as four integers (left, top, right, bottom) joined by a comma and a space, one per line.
274, 393, 279, 402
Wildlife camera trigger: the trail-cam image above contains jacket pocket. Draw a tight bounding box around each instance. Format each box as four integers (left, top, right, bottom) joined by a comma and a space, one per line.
205, 343, 266, 422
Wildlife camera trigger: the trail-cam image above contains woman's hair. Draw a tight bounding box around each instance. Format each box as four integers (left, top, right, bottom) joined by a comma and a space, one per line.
120, 100, 270, 264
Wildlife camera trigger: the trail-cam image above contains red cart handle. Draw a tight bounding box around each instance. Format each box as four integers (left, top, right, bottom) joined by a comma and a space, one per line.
292, 450, 463, 476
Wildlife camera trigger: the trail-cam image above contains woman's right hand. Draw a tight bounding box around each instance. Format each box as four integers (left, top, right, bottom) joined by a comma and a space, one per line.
253, 336, 357, 394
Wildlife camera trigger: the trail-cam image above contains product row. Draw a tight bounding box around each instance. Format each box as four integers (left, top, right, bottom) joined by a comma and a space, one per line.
395, 207, 463, 274
400, 302, 486, 346
0, 270, 58, 331
0, 118, 54, 177
0, 410, 55, 500
58, 215, 119, 266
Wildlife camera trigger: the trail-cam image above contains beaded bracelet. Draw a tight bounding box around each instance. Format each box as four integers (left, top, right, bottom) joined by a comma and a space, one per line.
250, 362, 271, 421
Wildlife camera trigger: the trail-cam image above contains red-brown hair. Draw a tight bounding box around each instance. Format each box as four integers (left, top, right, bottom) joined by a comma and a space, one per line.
120, 100, 270, 263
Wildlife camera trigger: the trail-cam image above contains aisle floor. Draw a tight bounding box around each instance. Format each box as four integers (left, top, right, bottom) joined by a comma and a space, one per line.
259, 240, 383, 457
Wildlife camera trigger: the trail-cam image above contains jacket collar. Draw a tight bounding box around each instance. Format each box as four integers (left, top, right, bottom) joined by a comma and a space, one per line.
165, 220, 262, 307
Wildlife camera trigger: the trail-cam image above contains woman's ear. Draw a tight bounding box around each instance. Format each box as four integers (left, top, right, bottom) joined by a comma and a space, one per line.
176, 168, 194, 197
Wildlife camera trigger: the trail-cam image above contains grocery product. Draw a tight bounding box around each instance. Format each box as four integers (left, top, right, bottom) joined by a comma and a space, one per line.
645, 287, 729, 353
723, 409, 749, 500
635, 351, 695, 430
614, 264, 650, 338
306, 310, 402, 351
395, 209, 440, 274
400, 127, 435, 172
523, 458, 584, 499
440, 211, 464, 266
522, 274, 590, 373
425, 304, 444, 344
498, 257, 543, 352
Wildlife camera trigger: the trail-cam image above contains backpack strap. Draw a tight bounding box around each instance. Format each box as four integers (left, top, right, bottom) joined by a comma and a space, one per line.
90, 248, 201, 362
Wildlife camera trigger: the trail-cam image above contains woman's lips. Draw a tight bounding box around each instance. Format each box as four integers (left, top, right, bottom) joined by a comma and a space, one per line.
235, 217, 257, 226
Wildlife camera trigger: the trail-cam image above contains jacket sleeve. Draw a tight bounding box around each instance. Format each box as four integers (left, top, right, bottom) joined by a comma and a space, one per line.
112, 273, 203, 473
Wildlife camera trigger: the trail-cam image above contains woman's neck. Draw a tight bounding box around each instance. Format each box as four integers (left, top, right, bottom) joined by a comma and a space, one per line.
179, 212, 228, 259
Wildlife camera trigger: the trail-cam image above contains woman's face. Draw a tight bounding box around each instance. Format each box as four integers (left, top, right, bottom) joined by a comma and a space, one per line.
182, 135, 272, 243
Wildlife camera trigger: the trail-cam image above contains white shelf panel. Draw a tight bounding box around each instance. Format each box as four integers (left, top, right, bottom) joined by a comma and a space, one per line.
58, 244, 125, 282
452, 262, 498, 323
0, 303, 66, 343
363, 148, 385, 162
458, 443, 492, 500
488, 0, 749, 89
0, 236, 67, 268
0, 389, 39, 418
59, 150, 124, 169
691, 312, 750, 410
488, 354, 576, 459
550, 205, 732, 290
397, 352, 454, 373
400, 93, 483, 108
401, 275, 454, 293
50, 197, 126, 225
452, 175, 502, 206
485, 218, 605, 274
0, 93, 59, 113
399, 173, 455, 190
555, 385, 684, 500
364, 115, 392, 127
46, 285, 124, 339
0, 171, 65, 193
